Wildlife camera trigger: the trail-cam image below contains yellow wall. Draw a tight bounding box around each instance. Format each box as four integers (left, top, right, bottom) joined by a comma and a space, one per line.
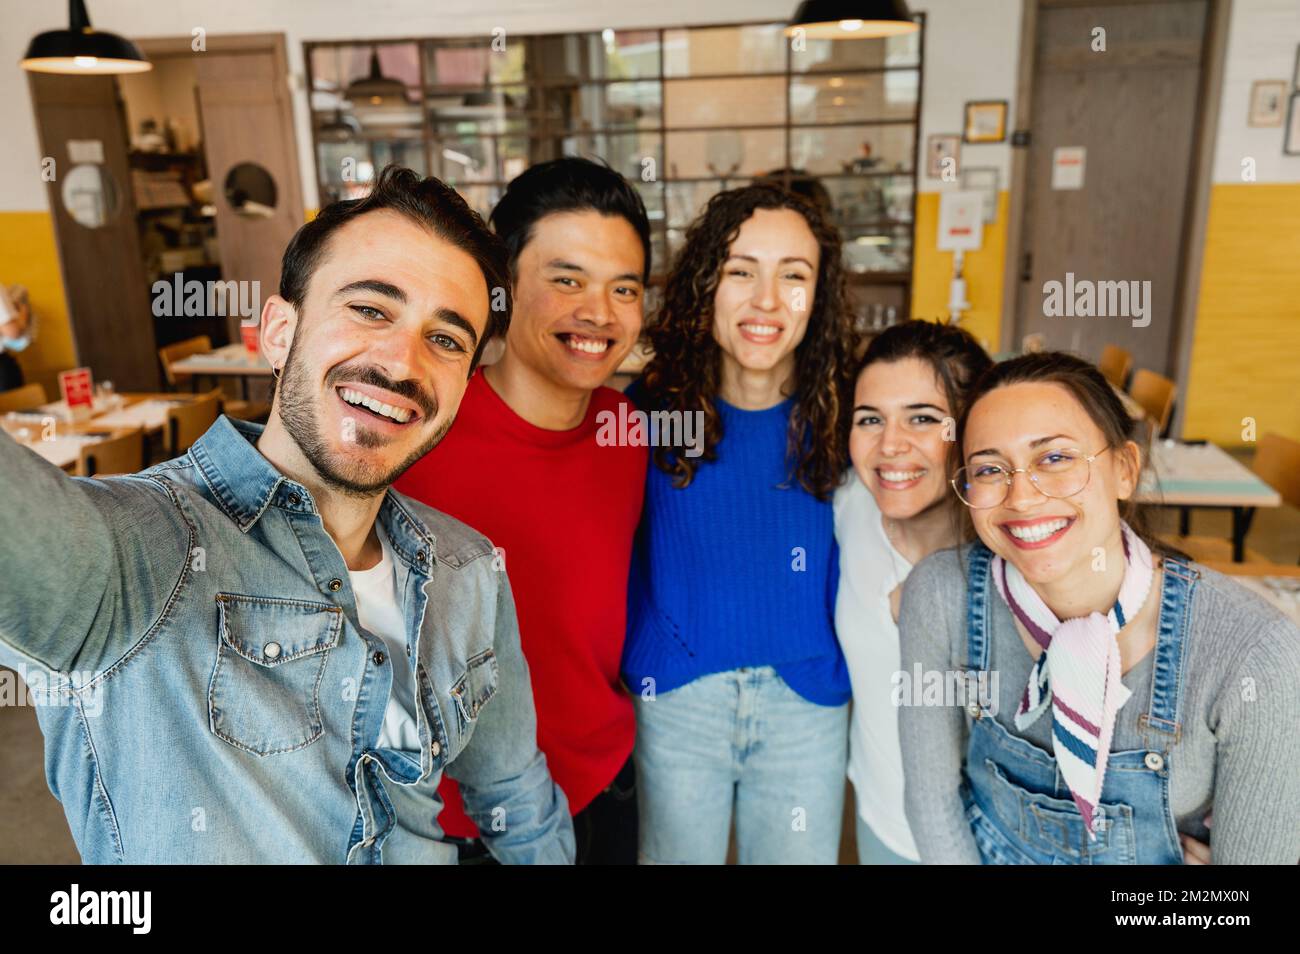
1182, 183, 1300, 447
910, 190, 1010, 352
0, 211, 76, 395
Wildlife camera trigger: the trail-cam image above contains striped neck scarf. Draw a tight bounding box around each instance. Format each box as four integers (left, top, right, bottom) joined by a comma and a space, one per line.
990, 522, 1155, 839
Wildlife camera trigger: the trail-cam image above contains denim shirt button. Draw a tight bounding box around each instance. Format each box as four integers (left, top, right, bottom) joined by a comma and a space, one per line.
287, 492, 301, 506
263, 641, 281, 660
416, 550, 427, 564
328, 578, 342, 592
1144, 751, 1165, 772
430, 740, 441, 757
373, 651, 385, 666
966, 701, 982, 720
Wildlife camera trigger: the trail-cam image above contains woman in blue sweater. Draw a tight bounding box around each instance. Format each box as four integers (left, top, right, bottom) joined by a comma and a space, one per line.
623, 184, 856, 863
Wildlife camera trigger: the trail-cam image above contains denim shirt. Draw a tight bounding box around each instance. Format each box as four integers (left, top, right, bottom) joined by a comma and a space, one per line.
0, 415, 573, 864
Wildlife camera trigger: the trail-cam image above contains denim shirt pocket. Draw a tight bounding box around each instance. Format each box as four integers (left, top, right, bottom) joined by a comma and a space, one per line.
448, 648, 497, 737
209, 593, 344, 757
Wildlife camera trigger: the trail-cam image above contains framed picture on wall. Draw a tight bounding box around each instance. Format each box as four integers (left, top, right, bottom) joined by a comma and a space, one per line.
1249, 80, 1287, 127
1285, 94, 1300, 156
926, 134, 961, 179
963, 100, 1007, 143
960, 166, 1000, 223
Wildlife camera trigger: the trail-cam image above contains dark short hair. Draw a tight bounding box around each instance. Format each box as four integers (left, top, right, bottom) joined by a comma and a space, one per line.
278, 164, 511, 373
854, 319, 993, 427
489, 157, 652, 282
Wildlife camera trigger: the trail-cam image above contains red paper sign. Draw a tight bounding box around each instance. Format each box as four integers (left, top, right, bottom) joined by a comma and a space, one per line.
240, 323, 260, 355
59, 367, 93, 408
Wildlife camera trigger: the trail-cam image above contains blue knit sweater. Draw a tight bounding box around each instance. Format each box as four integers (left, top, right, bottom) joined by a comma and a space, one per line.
621, 382, 850, 706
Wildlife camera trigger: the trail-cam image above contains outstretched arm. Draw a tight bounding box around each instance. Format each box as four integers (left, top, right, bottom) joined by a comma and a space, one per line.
0, 429, 190, 680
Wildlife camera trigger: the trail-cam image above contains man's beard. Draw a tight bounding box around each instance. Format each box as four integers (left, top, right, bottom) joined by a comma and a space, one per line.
276, 333, 453, 499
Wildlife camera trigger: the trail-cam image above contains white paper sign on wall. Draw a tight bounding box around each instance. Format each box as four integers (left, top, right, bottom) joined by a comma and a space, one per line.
1051, 146, 1086, 190
937, 191, 984, 252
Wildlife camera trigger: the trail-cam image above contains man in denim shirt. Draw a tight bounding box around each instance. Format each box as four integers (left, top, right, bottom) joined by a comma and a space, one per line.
0, 166, 574, 864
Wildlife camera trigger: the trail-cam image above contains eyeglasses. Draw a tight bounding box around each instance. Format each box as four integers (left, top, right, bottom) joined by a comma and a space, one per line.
950, 446, 1112, 509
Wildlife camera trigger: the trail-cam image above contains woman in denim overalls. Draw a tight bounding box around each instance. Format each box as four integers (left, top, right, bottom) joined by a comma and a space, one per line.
959, 539, 1192, 864
930, 352, 1215, 865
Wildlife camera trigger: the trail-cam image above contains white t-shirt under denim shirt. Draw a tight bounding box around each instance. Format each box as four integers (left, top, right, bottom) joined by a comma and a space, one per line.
349, 522, 422, 754
833, 476, 921, 861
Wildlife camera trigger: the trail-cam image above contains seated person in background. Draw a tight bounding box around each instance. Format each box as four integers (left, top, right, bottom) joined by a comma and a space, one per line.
397, 157, 651, 865
0, 284, 36, 391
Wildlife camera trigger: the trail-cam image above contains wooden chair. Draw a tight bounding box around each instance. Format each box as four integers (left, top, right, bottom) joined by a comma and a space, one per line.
159, 335, 269, 422
76, 428, 144, 477
158, 335, 214, 389
1098, 344, 1132, 389
166, 390, 222, 456
1163, 433, 1300, 564
1128, 369, 1176, 438
0, 382, 48, 414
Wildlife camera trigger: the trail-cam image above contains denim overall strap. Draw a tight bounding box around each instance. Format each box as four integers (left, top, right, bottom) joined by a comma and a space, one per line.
964, 543, 996, 672
1139, 555, 1198, 750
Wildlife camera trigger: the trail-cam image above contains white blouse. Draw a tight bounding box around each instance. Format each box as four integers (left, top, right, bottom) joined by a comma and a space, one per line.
833, 476, 920, 861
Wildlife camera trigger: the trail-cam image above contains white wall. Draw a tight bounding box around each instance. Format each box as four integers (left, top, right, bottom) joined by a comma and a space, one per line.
914, 0, 1023, 193
1212, 0, 1300, 184
1, 0, 1012, 211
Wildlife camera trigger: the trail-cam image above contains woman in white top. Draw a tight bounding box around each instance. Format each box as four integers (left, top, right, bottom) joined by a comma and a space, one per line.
834, 320, 991, 864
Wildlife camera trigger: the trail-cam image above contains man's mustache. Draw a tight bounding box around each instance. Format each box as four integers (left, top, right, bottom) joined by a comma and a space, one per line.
324, 364, 437, 419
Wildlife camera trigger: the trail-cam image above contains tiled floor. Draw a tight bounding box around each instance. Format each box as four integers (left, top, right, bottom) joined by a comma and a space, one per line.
3, 494, 1295, 865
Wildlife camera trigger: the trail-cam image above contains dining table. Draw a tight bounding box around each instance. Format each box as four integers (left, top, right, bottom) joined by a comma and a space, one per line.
1137, 440, 1281, 562
36, 392, 204, 437
1, 416, 137, 472
169, 343, 272, 399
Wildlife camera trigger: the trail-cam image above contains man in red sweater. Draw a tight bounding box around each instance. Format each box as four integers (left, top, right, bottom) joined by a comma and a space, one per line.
395, 158, 649, 863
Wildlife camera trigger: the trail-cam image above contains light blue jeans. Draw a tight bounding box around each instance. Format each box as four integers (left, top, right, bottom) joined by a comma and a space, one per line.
633, 665, 849, 864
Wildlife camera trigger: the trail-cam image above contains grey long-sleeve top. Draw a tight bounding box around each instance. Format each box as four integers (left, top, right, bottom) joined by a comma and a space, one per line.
897, 546, 1300, 865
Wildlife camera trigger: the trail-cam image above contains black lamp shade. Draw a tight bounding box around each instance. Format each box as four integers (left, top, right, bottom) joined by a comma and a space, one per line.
21, 0, 151, 74
786, 0, 919, 39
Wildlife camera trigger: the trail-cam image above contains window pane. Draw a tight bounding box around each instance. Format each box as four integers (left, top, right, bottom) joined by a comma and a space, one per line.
664, 77, 786, 128
456, 184, 504, 219
560, 132, 662, 183
432, 136, 495, 183
527, 30, 660, 83
842, 223, 912, 274
663, 24, 787, 76
824, 174, 914, 225
790, 124, 914, 175
425, 39, 524, 86
665, 180, 724, 228
665, 129, 785, 179
544, 81, 661, 133
790, 71, 918, 124
791, 27, 921, 72
429, 86, 531, 136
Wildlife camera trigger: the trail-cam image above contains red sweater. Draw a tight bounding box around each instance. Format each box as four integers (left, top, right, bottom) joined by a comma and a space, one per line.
394, 370, 646, 834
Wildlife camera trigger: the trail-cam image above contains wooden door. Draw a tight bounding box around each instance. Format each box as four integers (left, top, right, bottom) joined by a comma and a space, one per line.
28, 73, 160, 391
194, 47, 304, 344
1015, 1, 1207, 377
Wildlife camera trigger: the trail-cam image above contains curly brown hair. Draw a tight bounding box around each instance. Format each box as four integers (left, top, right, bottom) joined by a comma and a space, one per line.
640, 184, 857, 500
